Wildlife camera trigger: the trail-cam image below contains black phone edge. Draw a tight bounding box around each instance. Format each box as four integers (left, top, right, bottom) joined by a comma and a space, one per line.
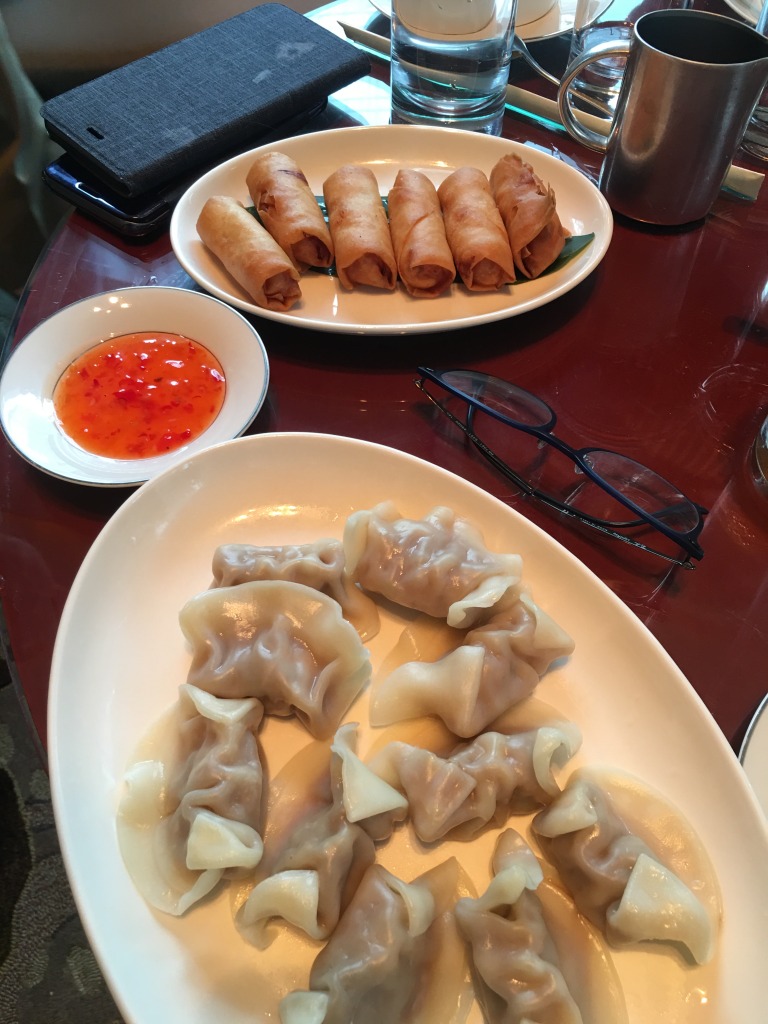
42, 98, 329, 239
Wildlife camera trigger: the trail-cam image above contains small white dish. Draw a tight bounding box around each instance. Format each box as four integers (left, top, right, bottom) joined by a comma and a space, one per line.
740, 694, 768, 817
0, 286, 269, 487
171, 125, 613, 335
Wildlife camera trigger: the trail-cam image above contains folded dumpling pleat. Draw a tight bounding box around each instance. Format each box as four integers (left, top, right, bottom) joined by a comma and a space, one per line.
331, 723, 408, 840
239, 870, 327, 942
180, 580, 371, 739
280, 992, 329, 1024
185, 809, 263, 871
608, 852, 713, 961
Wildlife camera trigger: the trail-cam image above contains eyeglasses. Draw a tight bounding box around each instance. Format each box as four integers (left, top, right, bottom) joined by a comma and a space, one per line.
415, 367, 707, 569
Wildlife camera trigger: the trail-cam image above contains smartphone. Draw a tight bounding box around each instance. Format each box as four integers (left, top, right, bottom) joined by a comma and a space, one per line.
42, 99, 329, 239
43, 154, 182, 237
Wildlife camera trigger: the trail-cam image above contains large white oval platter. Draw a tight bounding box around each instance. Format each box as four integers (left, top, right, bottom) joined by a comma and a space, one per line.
49, 433, 768, 1023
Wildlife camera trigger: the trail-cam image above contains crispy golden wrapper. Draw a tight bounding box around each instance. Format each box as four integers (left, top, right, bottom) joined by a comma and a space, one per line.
197, 195, 301, 311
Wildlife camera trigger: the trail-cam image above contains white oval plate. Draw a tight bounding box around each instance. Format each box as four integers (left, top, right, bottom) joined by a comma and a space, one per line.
369, 0, 579, 40
0, 286, 269, 487
49, 433, 768, 1024
740, 693, 768, 817
170, 125, 613, 335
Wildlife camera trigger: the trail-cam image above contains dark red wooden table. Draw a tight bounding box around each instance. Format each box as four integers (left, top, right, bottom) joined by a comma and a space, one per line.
2, 0, 767, 761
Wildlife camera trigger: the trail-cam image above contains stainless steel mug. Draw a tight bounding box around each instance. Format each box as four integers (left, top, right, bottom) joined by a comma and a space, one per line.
557, 10, 768, 225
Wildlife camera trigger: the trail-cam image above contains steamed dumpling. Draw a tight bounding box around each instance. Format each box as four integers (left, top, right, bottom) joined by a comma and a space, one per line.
117, 684, 265, 916
368, 721, 581, 842
237, 724, 406, 946
343, 502, 523, 628
370, 592, 574, 737
531, 768, 721, 964
179, 580, 371, 739
211, 538, 380, 641
279, 859, 473, 1024
455, 829, 627, 1024
455, 829, 583, 1023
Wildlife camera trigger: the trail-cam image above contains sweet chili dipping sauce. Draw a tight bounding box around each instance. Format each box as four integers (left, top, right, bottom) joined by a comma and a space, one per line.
53, 331, 226, 459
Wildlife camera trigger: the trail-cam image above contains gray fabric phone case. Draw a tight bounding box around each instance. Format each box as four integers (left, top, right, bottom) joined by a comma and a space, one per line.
40, 3, 370, 197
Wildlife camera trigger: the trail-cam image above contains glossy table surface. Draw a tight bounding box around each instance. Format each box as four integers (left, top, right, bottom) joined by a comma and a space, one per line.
1, 0, 767, 762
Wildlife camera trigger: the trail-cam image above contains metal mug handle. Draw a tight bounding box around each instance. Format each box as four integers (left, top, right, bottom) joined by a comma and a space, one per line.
557, 39, 632, 152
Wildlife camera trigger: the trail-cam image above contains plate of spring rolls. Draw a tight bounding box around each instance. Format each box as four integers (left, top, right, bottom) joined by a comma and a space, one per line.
170, 125, 613, 335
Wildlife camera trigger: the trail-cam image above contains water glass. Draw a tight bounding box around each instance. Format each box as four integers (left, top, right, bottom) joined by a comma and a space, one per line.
390, 0, 518, 135
566, 0, 691, 115
741, 0, 768, 161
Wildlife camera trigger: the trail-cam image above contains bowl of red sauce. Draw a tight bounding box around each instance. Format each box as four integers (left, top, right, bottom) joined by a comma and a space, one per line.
0, 286, 269, 486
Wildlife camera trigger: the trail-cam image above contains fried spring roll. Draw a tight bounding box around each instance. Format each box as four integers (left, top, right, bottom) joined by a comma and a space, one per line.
196, 195, 301, 312
322, 165, 397, 290
246, 151, 334, 270
489, 154, 569, 279
387, 168, 456, 298
437, 167, 516, 291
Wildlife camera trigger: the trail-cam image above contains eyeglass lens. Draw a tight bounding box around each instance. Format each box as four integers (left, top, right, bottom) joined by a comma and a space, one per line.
581, 451, 700, 533
438, 369, 553, 428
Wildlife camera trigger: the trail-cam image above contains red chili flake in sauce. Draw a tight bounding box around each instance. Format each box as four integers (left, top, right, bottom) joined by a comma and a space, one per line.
53, 332, 226, 459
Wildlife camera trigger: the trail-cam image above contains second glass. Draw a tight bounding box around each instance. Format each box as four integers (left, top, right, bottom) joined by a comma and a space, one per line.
390, 0, 518, 135
566, 0, 691, 114
741, 0, 768, 161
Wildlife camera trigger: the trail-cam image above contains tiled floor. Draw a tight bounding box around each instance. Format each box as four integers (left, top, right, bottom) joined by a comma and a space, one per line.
0, 651, 124, 1023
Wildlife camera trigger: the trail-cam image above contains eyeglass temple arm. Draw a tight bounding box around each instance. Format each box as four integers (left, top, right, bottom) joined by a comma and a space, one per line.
416, 378, 538, 494
415, 378, 697, 569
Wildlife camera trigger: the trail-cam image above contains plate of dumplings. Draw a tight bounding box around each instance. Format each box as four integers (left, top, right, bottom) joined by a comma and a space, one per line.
49, 432, 768, 1024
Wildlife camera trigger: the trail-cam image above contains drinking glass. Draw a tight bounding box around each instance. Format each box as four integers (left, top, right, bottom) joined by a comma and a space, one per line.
566, 0, 691, 115
742, 0, 768, 160
390, 0, 518, 135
